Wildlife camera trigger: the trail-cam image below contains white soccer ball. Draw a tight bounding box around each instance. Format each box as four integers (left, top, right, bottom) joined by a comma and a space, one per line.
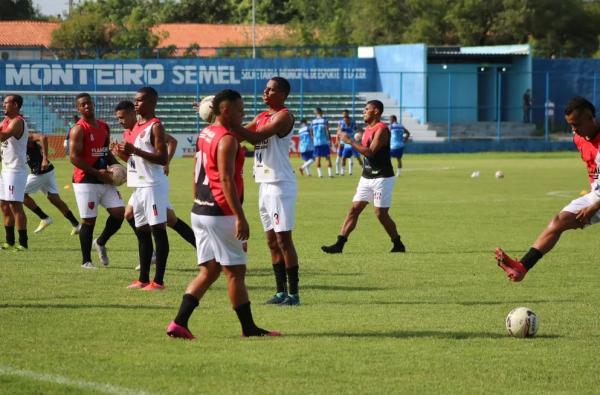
198, 95, 215, 123
108, 164, 127, 186
470, 170, 480, 178
495, 170, 505, 179
354, 132, 362, 142
505, 307, 538, 338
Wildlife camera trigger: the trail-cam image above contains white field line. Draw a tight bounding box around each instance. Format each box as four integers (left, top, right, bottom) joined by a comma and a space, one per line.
547, 190, 580, 198
0, 365, 154, 395
403, 166, 455, 172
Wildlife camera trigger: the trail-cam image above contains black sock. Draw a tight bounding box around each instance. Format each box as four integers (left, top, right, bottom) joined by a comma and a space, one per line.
286, 265, 299, 295
234, 302, 268, 336
32, 206, 49, 220
152, 228, 169, 285
520, 247, 543, 270
272, 261, 287, 293
79, 223, 94, 264
5, 226, 15, 245
64, 210, 79, 227
18, 229, 28, 248
172, 218, 196, 248
95, 215, 123, 246
336, 235, 348, 246
137, 229, 153, 283
174, 293, 199, 328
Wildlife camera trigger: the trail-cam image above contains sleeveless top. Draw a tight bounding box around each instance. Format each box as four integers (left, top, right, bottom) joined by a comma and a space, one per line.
1, 115, 29, 172
124, 117, 168, 187
361, 122, 394, 179
72, 118, 110, 184
253, 108, 296, 184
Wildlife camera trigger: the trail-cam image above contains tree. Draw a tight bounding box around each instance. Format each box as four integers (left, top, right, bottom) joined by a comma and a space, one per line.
160, 0, 233, 23
0, 0, 40, 20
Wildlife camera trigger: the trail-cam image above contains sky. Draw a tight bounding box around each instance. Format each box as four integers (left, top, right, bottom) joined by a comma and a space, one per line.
32, 0, 72, 18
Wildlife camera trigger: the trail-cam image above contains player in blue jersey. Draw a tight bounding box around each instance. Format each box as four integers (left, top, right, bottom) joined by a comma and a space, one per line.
297, 119, 314, 176
389, 115, 410, 177
337, 109, 363, 176
311, 107, 333, 178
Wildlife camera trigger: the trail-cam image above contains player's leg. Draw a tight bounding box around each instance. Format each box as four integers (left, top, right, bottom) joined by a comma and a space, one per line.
4, 171, 28, 249
46, 193, 80, 230
274, 230, 300, 306
166, 208, 196, 248
373, 177, 404, 252
139, 185, 170, 289
24, 173, 52, 233
321, 200, 369, 254
326, 155, 333, 177
316, 155, 323, 178
0, 200, 15, 249
92, 185, 125, 266
73, 184, 100, 267
335, 146, 342, 175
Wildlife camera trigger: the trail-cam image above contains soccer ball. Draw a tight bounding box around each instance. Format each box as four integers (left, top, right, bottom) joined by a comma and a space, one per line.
505, 307, 538, 338
354, 132, 363, 142
495, 170, 505, 179
198, 95, 215, 123
108, 164, 127, 186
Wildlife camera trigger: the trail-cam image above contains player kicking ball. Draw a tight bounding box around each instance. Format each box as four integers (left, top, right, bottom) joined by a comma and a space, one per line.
167, 89, 280, 339
497, 97, 600, 282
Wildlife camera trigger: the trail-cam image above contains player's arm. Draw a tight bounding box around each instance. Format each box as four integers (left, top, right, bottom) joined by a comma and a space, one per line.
69, 125, 112, 184
0, 117, 24, 142
403, 128, 411, 142
29, 132, 50, 170
111, 136, 130, 163
232, 112, 294, 144
339, 126, 389, 157
217, 135, 249, 241
164, 133, 177, 175
121, 123, 168, 166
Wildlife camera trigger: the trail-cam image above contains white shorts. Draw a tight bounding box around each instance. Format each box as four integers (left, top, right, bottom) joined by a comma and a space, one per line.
258, 181, 297, 232
73, 183, 124, 219
24, 170, 59, 195
129, 184, 169, 227
1, 169, 27, 202
191, 213, 247, 266
562, 191, 600, 226
352, 176, 396, 208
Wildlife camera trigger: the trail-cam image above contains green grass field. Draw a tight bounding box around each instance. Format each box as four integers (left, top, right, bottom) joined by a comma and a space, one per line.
2, 152, 600, 394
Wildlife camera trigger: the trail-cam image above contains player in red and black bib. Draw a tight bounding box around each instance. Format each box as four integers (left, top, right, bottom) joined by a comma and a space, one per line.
322, 99, 405, 254
167, 89, 280, 340
496, 96, 600, 282
70, 93, 124, 269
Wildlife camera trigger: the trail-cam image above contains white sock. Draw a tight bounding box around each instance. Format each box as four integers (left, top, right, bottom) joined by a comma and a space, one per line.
317, 167, 323, 178
305, 166, 312, 176
396, 168, 402, 176
328, 167, 333, 177
348, 161, 353, 175
340, 163, 345, 175
335, 156, 341, 174
304, 159, 314, 175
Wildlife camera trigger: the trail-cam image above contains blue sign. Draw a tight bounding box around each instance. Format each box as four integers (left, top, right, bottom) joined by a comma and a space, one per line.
0, 58, 377, 93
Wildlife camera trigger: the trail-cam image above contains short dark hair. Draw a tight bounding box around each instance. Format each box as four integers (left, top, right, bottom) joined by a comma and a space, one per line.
137, 86, 158, 101
315, 107, 322, 114
114, 100, 135, 112
75, 92, 91, 103
389, 115, 397, 122
300, 118, 307, 124
342, 109, 349, 115
271, 76, 290, 97
212, 89, 242, 115
367, 100, 384, 114
7, 94, 23, 109
565, 96, 596, 117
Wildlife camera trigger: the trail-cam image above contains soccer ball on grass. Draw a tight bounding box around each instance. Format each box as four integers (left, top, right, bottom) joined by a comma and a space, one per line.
505, 307, 538, 338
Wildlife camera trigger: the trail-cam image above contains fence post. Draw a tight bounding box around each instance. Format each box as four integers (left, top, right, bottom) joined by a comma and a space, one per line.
496, 71, 502, 141
399, 72, 403, 123
351, 57, 356, 118
300, 60, 305, 119
594, 72, 597, 108
544, 71, 550, 142
447, 72, 452, 140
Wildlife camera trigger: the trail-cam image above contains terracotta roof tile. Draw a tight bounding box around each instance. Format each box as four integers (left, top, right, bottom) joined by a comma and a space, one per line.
0, 21, 59, 47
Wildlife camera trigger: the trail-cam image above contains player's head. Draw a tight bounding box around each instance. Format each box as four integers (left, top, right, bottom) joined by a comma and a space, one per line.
75, 93, 94, 119
213, 89, 244, 128
3, 94, 23, 116
135, 87, 158, 116
389, 115, 397, 123
565, 96, 598, 139
315, 107, 323, 116
342, 109, 350, 118
300, 118, 308, 126
263, 77, 290, 108
363, 100, 384, 123
114, 100, 136, 130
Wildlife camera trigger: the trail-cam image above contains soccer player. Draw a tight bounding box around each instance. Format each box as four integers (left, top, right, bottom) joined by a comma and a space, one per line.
23, 131, 81, 235
389, 115, 410, 177
113, 100, 196, 271
297, 118, 314, 176
166, 89, 280, 339
496, 96, 600, 282
113, 88, 170, 290
0, 94, 29, 251
312, 107, 333, 178
70, 93, 124, 269
231, 77, 301, 306
337, 109, 362, 176
321, 100, 406, 254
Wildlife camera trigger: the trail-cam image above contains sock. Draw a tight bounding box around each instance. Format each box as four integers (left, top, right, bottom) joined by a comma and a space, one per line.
5, 226, 15, 245
136, 229, 153, 283
396, 168, 402, 176
95, 215, 123, 246
305, 166, 312, 176
336, 235, 348, 246
286, 265, 299, 295
18, 229, 28, 248
328, 167, 333, 177
340, 164, 345, 175
234, 302, 268, 337
348, 160, 353, 175
272, 261, 287, 294
152, 228, 169, 285
172, 218, 196, 248
174, 293, 199, 329
317, 167, 323, 177
32, 206, 49, 220
64, 210, 79, 227
79, 223, 94, 264
335, 156, 341, 174
520, 247, 543, 270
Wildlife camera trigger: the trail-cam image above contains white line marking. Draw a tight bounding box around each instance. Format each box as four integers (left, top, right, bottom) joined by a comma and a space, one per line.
0, 365, 154, 395
547, 190, 580, 198
403, 166, 455, 172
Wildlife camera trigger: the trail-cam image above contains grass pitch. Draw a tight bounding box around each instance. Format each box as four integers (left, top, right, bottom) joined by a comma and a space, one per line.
1, 152, 600, 394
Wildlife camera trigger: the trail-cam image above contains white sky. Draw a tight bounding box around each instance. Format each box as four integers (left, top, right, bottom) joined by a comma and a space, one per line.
32, 0, 73, 17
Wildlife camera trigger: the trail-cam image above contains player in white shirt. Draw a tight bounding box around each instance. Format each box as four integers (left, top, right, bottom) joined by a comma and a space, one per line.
0, 94, 29, 251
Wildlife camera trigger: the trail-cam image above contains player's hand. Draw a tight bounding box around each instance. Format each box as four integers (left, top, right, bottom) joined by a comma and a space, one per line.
123, 142, 136, 155
163, 164, 169, 175
337, 131, 351, 144
41, 158, 49, 171
109, 140, 120, 155
575, 201, 600, 225
235, 216, 250, 241
192, 102, 199, 112
97, 169, 113, 184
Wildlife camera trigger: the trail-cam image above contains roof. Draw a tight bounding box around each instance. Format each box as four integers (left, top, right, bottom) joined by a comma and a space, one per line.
0, 21, 287, 51
428, 44, 530, 56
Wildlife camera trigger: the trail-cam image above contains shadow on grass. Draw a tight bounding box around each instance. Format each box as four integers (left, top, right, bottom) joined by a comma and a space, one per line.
0, 303, 171, 310
292, 330, 562, 339
327, 299, 573, 306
